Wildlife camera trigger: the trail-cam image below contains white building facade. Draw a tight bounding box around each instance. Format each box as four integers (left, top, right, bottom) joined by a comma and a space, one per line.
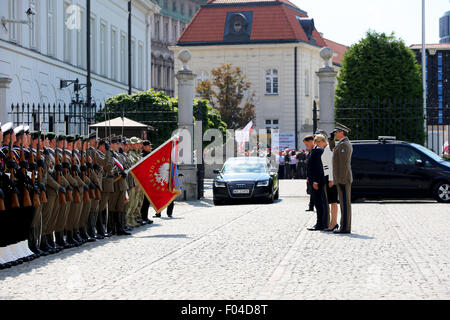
0, 0, 159, 133
172, 0, 344, 149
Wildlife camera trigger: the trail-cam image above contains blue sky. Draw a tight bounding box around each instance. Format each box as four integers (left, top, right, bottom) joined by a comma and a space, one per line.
291, 0, 449, 46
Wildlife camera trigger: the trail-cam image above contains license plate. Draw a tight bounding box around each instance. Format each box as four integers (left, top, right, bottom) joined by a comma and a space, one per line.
233, 189, 250, 194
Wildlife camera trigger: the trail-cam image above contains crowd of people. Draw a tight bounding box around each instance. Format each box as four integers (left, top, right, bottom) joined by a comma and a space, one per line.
0, 122, 169, 270
277, 149, 308, 180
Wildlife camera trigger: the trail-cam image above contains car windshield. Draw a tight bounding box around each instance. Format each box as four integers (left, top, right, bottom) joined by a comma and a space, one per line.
411, 144, 446, 163
222, 160, 268, 174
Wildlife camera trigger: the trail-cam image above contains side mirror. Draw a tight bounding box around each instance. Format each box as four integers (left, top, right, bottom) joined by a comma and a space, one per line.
415, 159, 424, 167
213, 169, 221, 174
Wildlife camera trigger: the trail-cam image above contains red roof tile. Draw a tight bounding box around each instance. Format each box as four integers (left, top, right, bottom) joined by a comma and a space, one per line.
323, 38, 348, 66
178, 0, 326, 47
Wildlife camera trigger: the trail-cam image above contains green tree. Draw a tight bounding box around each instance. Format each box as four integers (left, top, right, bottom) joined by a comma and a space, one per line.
197, 63, 256, 130
97, 89, 227, 147
335, 31, 424, 144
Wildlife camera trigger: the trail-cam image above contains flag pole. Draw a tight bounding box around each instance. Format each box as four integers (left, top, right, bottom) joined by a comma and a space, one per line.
422, 0, 427, 143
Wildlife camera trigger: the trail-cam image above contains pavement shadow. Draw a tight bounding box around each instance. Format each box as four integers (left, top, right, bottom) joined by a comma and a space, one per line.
323, 232, 375, 240
0, 223, 158, 280
138, 234, 189, 239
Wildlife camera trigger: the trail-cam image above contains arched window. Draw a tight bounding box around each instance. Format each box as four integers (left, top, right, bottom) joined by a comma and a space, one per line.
265, 69, 279, 95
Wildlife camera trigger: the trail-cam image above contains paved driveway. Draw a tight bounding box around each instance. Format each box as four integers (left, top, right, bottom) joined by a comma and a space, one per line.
1, 180, 449, 300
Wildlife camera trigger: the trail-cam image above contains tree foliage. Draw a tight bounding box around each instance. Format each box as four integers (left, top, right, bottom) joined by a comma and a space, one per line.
197, 63, 256, 130
97, 89, 227, 147
335, 31, 424, 144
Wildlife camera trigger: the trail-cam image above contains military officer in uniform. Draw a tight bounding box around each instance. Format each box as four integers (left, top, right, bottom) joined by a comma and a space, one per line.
332, 123, 353, 234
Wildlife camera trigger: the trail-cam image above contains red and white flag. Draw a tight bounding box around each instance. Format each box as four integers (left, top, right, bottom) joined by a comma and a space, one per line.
128, 137, 181, 213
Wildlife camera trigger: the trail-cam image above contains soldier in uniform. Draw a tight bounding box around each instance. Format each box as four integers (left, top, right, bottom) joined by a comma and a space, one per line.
28, 131, 47, 256
332, 123, 353, 234
108, 136, 130, 236
86, 132, 103, 240
95, 139, 114, 238
74, 135, 95, 242
126, 137, 145, 227
12, 125, 37, 261
0, 122, 25, 267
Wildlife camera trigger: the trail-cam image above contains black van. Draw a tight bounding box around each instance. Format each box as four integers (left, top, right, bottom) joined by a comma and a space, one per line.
351, 137, 450, 203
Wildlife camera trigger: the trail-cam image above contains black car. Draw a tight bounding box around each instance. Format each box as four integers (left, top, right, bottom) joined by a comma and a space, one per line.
213, 157, 279, 205
351, 137, 450, 203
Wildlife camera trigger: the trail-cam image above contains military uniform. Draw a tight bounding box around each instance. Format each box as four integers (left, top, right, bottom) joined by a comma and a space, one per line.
332, 123, 353, 234
86, 133, 103, 239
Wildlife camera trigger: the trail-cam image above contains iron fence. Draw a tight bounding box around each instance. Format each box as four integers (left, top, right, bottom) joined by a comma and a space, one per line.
9, 102, 100, 136
333, 99, 449, 156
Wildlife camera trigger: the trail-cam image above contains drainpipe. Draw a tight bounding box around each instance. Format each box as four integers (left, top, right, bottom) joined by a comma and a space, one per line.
294, 46, 299, 149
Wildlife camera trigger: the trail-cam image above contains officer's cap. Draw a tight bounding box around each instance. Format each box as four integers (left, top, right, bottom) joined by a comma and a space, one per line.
14, 125, 25, 137
130, 137, 139, 144
66, 135, 75, 143
74, 134, 81, 142
57, 134, 66, 141
143, 140, 151, 146
1, 122, 14, 135
332, 122, 351, 133
30, 131, 41, 140
45, 132, 56, 140
88, 132, 97, 140
98, 139, 107, 146
24, 125, 30, 134
111, 136, 120, 144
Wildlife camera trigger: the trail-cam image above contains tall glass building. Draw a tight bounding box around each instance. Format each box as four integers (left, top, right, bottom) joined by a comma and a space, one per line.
440, 11, 450, 43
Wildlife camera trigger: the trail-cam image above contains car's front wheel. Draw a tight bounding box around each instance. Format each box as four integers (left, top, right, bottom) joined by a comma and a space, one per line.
274, 187, 279, 200
433, 181, 450, 203
213, 199, 223, 206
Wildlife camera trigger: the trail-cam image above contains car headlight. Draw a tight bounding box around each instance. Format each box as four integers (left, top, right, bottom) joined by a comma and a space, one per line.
215, 181, 226, 188
257, 180, 269, 187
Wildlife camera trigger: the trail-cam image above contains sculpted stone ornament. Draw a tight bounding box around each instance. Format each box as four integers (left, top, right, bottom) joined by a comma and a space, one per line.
320, 47, 334, 71
178, 50, 192, 71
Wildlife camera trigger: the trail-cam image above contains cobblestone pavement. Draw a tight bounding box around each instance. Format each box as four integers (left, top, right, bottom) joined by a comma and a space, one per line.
0, 180, 449, 300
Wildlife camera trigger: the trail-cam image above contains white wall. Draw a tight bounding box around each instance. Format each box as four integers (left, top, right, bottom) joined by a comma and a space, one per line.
172, 43, 324, 148
0, 0, 159, 129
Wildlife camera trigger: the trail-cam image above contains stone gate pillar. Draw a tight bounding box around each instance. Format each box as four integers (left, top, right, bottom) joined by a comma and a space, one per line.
316, 48, 338, 136
175, 50, 198, 200
0, 78, 12, 125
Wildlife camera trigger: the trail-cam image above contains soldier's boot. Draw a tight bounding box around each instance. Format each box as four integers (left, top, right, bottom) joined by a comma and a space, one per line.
107, 211, 117, 236
39, 235, 51, 256
28, 228, 41, 256
116, 212, 131, 236
123, 211, 132, 232
80, 226, 96, 243
73, 229, 85, 245
55, 231, 69, 249
65, 230, 80, 247
96, 210, 108, 238
46, 234, 60, 254
87, 211, 99, 239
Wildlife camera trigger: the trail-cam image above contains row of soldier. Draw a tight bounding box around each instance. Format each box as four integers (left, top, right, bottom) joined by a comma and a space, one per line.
0, 121, 156, 270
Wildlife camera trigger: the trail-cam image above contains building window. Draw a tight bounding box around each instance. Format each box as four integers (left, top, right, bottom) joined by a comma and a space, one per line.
111, 28, 118, 80
304, 70, 310, 96
29, 0, 38, 49
131, 38, 136, 87
77, 10, 86, 68
172, 1, 177, 12
164, 21, 169, 42
120, 33, 127, 83
47, 0, 55, 56
189, 6, 193, 17
157, 66, 162, 88
166, 67, 171, 90
154, 17, 160, 40
138, 43, 144, 89
314, 75, 319, 98
63, 2, 72, 63
172, 23, 178, 43
90, 17, 96, 73
9, 0, 18, 42
180, 3, 185, 16
265, 119, 279, 133
100, 22, 107, 76
265, 69, 279, 95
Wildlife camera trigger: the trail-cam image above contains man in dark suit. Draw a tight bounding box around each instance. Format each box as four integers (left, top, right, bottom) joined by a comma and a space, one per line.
303, 135, 328, 231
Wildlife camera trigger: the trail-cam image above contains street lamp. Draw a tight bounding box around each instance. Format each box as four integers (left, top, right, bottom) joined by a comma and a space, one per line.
422, 0, 427, 140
